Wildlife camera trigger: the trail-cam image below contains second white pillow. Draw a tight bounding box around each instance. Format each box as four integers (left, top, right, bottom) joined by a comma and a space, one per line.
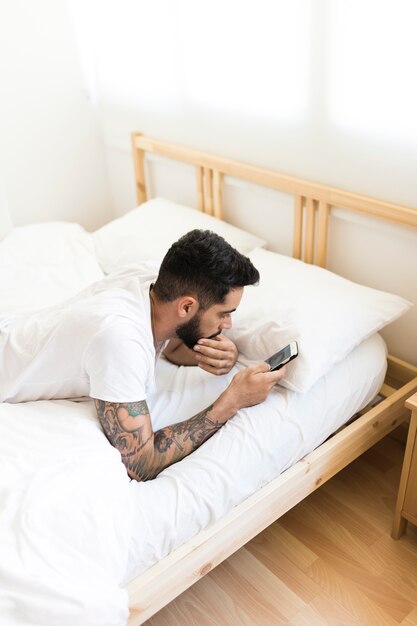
228, 248, 411, 392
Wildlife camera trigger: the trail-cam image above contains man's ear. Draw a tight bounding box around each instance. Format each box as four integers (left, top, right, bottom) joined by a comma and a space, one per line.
177, 295, 199, 319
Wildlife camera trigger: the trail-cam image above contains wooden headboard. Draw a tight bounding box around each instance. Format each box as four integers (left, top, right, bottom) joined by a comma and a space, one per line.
131, 131, 417, 270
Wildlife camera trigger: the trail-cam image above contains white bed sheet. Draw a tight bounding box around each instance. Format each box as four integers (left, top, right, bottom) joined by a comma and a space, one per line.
125, 333, 387, 583
0, 223, 388, 625
0, 400, 132, 626
0, 338, 387, 626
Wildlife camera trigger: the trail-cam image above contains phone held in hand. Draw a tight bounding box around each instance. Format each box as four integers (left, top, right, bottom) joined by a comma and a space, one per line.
265, 341, 298, 371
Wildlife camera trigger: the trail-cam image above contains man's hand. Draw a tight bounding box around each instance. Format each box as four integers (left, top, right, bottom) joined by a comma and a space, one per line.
216, 362, 287, 415
193, 333, 238, 375
164, 334, 238, 375
94, 363, 286, 482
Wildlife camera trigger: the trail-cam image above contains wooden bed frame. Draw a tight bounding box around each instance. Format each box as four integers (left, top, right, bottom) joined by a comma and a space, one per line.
126, 132, 417, 624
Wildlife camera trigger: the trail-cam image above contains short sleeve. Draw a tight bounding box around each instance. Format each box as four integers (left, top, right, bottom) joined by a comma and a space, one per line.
84, 320, 154, 403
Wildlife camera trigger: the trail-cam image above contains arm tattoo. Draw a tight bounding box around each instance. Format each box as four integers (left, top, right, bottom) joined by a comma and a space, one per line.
154, 406, 220, 453
95, 399, 153, 478
94, 399, 223, 482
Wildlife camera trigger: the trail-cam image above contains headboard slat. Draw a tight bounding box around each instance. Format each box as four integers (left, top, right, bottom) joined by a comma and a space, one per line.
212, 170, 223, 220
293, 196, 304, 260
196, 166, 204, 212
131, 133, 148, 205
203, 167, 213, 216
132, 133, 417, 230
304, 198, 316, 264
317, 201, 330, 268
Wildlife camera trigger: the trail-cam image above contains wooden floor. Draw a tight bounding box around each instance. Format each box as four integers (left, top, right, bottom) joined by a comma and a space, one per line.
145, 434, 417, 625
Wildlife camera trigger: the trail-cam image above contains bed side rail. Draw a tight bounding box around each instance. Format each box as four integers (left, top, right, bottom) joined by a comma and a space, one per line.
126, 373, 417, 625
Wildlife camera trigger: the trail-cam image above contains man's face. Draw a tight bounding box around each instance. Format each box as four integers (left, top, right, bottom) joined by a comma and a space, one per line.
175, 287, 243, 349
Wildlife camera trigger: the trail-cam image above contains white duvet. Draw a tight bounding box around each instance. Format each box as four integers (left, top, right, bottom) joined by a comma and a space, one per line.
0, 400, 132, 626
126, 334, 386, 582
0, 336, 386, 626
0, 223, 387, 626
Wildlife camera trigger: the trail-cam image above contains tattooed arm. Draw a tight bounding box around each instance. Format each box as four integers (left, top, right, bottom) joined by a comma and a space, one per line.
94, 361, 286, 481
94, 398, 230, 481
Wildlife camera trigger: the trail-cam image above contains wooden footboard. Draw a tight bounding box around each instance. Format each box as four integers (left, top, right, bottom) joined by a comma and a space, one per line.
126, 369, 417, 625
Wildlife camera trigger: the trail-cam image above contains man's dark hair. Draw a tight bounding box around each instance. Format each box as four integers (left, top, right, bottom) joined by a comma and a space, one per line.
153, 229, 259, 309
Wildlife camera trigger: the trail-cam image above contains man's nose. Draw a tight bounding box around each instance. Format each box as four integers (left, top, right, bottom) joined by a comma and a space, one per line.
220, 319, 232, 330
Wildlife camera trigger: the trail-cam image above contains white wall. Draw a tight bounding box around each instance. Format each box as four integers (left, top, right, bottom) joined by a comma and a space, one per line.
71, 0, 417, 216
0, 0, 113, 231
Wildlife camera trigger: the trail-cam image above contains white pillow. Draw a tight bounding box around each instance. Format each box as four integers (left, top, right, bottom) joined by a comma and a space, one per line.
0, 222, 104, 316
228, 247, 411, 393
92, 197, 267, 274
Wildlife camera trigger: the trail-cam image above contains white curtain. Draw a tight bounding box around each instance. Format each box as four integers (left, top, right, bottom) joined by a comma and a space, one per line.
69, 0, 417, 207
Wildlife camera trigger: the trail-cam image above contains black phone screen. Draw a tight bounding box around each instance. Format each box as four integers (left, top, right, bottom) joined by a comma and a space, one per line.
265, 343, 297, 371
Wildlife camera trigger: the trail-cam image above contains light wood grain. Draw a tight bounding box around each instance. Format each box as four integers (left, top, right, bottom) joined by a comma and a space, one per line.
387, 357, 417, 387
212, 169, 223, 219
144, 436, 417, 625
197, 166, 204, 212
304, 197, 315, 263
316, 200, 329, 267
393, 395, 417, 537
293, 195, 303, 260
132, 133, 417, 229
131, 132, 147, 205
203, 167, 213, 215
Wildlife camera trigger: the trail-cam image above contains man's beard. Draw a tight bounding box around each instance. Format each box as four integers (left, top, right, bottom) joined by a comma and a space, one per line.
175, 313, 203, 350
176, 313, 221, 349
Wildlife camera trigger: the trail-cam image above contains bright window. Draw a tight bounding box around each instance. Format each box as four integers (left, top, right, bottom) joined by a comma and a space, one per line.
327, 0, 417, 141
178, 0, 311, 120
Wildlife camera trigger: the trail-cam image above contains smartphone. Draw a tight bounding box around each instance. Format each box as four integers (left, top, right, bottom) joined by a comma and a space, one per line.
265, 341, 298, 371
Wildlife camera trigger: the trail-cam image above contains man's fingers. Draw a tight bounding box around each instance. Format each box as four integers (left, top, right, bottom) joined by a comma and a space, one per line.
195, 346, 236, 364
194, 342, 231, 358
247, 362, 287, 380
196, 355, 228, 369
249, 362, 271, 374
197, 362, 228, 376
266, 365, 287, 381
197, 334, 224, 347
193, 334, 238, 376
194, 345, 225, 358
195, 334, 233, 352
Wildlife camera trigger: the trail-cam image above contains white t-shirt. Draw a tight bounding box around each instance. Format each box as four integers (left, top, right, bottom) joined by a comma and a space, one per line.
0, 265, 161, 403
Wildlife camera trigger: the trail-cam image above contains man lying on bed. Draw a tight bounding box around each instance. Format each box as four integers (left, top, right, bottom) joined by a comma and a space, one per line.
0, 229, 285, 481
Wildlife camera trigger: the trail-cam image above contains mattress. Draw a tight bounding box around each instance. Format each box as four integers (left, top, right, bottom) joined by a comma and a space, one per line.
125, 334, 387, 583
0, 221, 388, 626
0, 336, 386, 626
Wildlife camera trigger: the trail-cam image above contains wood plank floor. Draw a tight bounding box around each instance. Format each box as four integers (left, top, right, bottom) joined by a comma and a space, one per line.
144, 435, 417, 625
